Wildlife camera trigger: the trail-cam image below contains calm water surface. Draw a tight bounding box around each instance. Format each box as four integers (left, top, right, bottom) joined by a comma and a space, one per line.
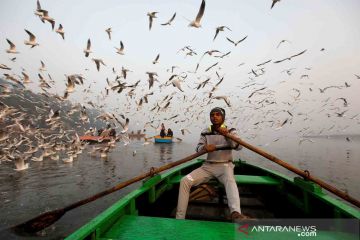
0, 135, 359, 239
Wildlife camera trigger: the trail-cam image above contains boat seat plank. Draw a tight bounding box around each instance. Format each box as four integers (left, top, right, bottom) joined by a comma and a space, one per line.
102, 215, 240, 240
170, 175, 280, 185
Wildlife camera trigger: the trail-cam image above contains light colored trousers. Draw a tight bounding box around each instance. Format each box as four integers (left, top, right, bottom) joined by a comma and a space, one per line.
176, 162, 241, 219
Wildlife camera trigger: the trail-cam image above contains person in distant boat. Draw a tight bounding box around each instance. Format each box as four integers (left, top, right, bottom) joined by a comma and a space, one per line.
109, 128, 116, 137
176, 107, 250, 221
85, 127, 95, 136
167, 128, 173, 137
160, 123, 166, 138
100, 123, 111, 137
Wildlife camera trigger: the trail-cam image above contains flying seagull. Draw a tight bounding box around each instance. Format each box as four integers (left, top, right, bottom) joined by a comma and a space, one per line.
84, 38, 91, 57
115, 41, 125, 55
55, 24, 65, 39
24, 29, 39, 48
213, 26, 231, 41
271, 0, 281, 9
226, 36, 248, 47
147, 12, 158, 30
105, 27, 112, 40
6, 39, 19, 54
189, 0, 206, 28
161, 12, 176, 26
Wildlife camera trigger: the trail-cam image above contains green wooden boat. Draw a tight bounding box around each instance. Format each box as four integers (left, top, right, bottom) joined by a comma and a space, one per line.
66, 159, 360, 240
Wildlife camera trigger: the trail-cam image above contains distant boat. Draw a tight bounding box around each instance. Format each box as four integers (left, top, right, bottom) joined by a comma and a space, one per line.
154, 135, 173, 143
79, 135, 113, 143
66, 159, 360, 240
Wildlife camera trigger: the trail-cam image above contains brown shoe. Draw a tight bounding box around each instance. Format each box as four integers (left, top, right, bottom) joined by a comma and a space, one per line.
230, 211, 253, 222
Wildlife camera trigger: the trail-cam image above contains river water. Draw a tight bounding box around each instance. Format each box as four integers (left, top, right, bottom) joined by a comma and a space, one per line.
0, 135, 359, 239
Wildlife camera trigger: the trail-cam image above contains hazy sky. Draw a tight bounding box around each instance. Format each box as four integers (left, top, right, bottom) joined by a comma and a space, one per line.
1, 0, 360, 142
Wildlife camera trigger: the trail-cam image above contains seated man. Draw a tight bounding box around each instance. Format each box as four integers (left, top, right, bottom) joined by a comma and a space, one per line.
167, 128, 173, 137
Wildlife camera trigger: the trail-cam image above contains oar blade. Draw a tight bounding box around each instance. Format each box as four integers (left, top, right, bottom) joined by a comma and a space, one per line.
12, 209, 65, 234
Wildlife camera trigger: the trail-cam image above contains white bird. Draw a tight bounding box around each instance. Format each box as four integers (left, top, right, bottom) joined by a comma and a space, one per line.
6, 39, 20, 54
172, 78, 184, 92
39, 9, 55, 30
213, 26, 231, 41
39, 60, 46, 72
189, 0, 205, 28
55, 24, 65, 40
24, 29, 39, 48
115, 41, 125, 55
161, 12, 176, 26
105, 27, 112, 40
84, 38, 92, 57
152, 54, 160, 64
147, 12, 158, 30
92, 58, 106, 71
14, 157, 29, 171
271, 0, 281, 9
22, 72, 32, 84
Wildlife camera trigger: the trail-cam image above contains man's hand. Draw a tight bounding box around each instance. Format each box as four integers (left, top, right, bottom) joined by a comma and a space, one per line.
216, 127, 228, 135
204, 144, 216, 152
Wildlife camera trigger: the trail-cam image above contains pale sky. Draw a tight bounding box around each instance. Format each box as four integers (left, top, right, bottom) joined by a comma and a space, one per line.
1, 0, 360, 142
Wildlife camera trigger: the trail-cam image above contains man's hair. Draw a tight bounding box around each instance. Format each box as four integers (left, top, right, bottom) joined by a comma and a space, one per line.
210, 107, 226, 119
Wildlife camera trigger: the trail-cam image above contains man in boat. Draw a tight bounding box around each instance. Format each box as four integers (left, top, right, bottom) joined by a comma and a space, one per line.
100, 123, 111, 137
176, 107, 250, 221
160, 123, 166, 138
167, 128, 173, 137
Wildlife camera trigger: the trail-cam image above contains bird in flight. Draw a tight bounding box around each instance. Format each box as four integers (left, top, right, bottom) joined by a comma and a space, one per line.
271, 0, 281, 9
161, 12, 176, 26
226, 36, 248, 47
213, 26, 231, 41
105, 27, 112, 40
147, 12, 158, 30
189, 0, 206, 28
84, 38, 91, 57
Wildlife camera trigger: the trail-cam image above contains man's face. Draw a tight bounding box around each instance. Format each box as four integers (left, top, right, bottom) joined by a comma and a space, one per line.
210, 111, 224, 125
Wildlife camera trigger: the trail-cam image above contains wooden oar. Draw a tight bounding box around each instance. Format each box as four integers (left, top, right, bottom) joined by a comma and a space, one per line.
12, 149, 208, 234
219, 131, 360, 208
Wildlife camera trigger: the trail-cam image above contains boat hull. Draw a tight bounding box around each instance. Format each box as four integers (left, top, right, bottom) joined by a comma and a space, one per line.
66, 159, 360, 240
79, 135, 112, 143
154, 135, 173, 143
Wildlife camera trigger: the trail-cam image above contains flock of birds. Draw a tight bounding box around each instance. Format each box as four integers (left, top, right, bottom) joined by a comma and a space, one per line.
1, 0, 359, 172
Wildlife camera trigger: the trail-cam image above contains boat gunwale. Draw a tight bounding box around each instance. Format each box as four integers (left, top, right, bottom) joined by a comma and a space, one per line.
66, 159, 360, 239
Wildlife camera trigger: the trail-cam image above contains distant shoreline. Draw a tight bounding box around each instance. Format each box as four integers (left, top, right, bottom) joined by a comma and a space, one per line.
303, 134, 360, 138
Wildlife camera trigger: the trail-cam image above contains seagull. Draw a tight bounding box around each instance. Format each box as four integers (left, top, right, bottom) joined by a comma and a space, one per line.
115, 41, 125, 55
180, 128, 191, 135
55, 24, 65, 39
14, 156, 29, 171
0, 63, 11, 70
226, 36, 248, 46
213, 96, 231, 107
276, 39, 291, 49
147, 12, 158, 30
6, 39, 19, 54
92, 58, 106, 71
39, 60, 46, 72
189, 0, 205, 28
24, 29, 39, 48
105, 27, 112, 40
161, 12, 176, 26
152, 54, 160, 64
84, 38, 91, 57
271, 0, 281, 9
213, 26, 231, 41
172, 78, 184, 92
39, 10, 55, 30
355, 74, 360, 79
22, 72, 32, 84
120, 118, 130, 133
146, 72, 158, 89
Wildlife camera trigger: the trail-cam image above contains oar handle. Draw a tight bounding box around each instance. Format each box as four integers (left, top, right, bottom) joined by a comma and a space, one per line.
221, 132, 360, 208
64, 149, 207, 212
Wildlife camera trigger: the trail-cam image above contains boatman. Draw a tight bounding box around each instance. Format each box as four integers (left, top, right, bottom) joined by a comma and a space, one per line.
176, 107, 250, 221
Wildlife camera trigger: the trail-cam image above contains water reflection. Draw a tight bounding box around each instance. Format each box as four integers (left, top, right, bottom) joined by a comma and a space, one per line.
157, 143, 174, 163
